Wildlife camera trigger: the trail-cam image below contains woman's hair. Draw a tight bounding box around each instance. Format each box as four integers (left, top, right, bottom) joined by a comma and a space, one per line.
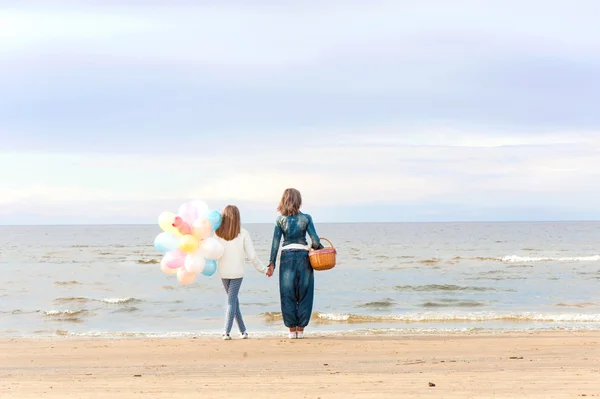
215, 205, 241, 241
277, 188, 302, 216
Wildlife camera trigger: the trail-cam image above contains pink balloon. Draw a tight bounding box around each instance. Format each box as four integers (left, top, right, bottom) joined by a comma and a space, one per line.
179, 223, 192, 235
177, 268, 197, 285
178, 202, 199, 224
163, 249, 186, 269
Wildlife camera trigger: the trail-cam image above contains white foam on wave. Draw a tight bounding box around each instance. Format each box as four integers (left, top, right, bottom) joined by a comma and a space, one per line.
43, 325, 600, 338
99, 298, 137, 304
57, 331, 314, 339
44, 309, 86, 316
315, 311, 600, 323
501, 255, 600, 263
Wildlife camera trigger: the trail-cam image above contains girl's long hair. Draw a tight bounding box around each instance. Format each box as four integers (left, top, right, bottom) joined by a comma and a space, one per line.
215, 205, 241, 241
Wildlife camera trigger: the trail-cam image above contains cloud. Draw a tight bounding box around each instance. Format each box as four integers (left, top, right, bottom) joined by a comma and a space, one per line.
1, 2, 599, 223
1, 128, 599, 223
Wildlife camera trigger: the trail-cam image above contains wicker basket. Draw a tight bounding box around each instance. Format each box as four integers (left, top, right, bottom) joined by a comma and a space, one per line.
309, 238, 337, 271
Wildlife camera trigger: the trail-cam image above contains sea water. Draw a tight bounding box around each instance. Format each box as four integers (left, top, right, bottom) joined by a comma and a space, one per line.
0, 222, 599, 337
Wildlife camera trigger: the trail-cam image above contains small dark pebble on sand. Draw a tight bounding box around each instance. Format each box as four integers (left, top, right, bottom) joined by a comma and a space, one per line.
509, 357, 524, 360
134, 375, 142, 377
429, 382, 436, 387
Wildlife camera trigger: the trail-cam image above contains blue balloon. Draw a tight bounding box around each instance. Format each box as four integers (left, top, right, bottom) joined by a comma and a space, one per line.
206, 210, 222, 231
202, 259, 217, 276
154, 232, 179, 254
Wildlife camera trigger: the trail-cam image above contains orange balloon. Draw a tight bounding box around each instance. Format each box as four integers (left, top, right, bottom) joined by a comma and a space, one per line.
177, 268, 196, 285
160, 258, 178, 275
192, 219, 212, 240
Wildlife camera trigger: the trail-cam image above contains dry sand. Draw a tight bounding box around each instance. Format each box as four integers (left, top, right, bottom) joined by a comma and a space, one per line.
1, 332, 599, 398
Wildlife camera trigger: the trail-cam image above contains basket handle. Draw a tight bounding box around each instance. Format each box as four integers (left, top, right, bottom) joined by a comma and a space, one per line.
313, 237, 334, 250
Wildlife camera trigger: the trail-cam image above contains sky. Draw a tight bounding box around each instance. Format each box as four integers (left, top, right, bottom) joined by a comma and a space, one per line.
1, 0, 599, 224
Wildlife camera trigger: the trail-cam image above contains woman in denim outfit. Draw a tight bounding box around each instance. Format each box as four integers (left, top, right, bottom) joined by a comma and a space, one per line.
267, 188, 323, 339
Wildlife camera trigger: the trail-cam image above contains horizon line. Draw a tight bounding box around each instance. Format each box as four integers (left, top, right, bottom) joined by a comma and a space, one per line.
1, 220, 599, 227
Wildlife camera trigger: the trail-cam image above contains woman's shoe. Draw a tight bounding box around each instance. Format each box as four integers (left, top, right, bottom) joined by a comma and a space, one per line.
240, 332, 249, 339
223, 333, 232, 340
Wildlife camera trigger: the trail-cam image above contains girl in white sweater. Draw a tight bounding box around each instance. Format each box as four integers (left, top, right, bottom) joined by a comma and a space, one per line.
214, 205, 269, 340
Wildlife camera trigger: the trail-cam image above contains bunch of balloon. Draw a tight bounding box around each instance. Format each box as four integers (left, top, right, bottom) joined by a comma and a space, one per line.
153, 200, 224, 285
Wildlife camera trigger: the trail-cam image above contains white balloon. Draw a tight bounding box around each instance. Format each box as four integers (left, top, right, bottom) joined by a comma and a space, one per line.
190, 200, 209, 220
201, 237, 224, 260
184, 250, 206, 274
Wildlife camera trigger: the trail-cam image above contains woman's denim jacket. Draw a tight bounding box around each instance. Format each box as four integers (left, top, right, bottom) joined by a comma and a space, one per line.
269, 212, 323, 268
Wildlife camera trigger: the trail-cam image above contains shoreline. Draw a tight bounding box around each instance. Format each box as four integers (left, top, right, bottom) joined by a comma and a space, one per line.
3, 332, 599, 398
5, 326, 600, 340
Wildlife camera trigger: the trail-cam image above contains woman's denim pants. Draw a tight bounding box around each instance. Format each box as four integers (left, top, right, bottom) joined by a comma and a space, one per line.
279, 249, 314, 328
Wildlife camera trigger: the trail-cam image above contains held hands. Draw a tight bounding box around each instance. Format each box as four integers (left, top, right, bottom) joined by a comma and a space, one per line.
266, 263, 274, 277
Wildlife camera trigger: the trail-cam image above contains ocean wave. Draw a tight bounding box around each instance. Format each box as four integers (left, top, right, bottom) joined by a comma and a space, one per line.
419, 258, 440, 264
501, 255, 600, 263
44, 309, 88, 316
52, 297, 140, 305
111, 307, 140, 313
422, 300, 485, 308
312, 312, 600, 323
395, 284, 497, 292
53, 280, 82, 286
358, 299, 396, 309
99, 297, 139, 304
2, 309, 40, 315
464, 255, 600, 263
466, 275, 527, 281
43, 325, 600, 338
137, 259, 160, 264
555, 302, 597, 308
54, 297, 90, 304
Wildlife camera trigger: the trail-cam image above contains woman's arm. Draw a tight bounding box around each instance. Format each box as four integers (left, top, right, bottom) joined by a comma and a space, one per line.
307, 214, 324, 250
268, 218, 283, 269
243, 230, 268, 274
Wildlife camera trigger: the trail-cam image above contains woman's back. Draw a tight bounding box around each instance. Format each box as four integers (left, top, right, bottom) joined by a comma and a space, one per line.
276, 213, 313, 245
270, 212, 322, 265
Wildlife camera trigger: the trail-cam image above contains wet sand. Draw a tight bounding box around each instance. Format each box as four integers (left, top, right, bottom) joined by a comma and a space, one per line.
2, 332, 599, 398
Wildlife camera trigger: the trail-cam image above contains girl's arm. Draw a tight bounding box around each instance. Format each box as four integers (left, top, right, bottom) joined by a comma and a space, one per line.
268, 218, 283, 269
243, 230, 268, 274
307, 214, 324, 250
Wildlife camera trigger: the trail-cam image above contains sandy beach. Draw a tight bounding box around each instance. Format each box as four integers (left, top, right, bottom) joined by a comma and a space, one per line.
1, 332, 599, 398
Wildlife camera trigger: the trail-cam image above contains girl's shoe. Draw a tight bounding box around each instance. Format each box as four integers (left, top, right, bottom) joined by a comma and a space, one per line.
288, 332, 297, 339
296, 332, 304, 339
240, 332, 249, 339
223, 333, 232, 340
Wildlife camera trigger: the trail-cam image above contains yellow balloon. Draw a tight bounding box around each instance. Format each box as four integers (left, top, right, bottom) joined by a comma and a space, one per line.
179, 235, 199, 253
158, 211, 182, 237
